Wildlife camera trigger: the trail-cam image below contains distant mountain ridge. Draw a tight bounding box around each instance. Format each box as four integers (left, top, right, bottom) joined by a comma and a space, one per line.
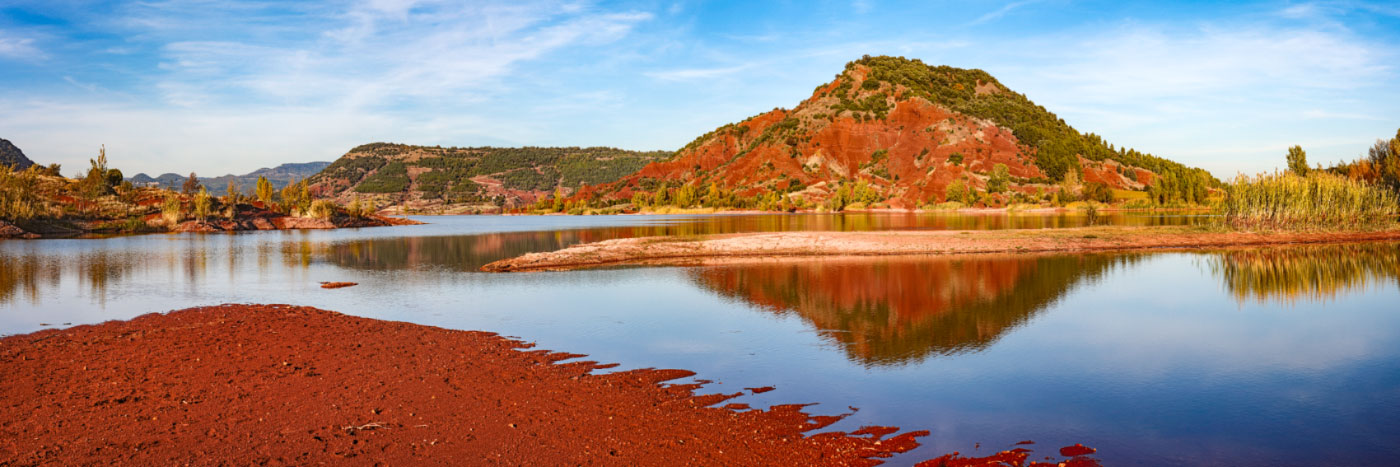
128, 161, 331, 193
1, 138, 35, 171
306, 143, 672, 213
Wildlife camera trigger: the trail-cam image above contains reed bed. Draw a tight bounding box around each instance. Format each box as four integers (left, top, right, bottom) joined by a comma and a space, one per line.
1223, 171, 1398, 231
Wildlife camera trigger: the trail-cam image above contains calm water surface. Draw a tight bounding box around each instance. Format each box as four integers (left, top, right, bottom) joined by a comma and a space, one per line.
2, 213, 1396, 466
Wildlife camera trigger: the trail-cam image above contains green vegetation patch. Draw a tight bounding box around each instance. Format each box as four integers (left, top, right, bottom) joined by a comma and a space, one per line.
354, 161, 410, 193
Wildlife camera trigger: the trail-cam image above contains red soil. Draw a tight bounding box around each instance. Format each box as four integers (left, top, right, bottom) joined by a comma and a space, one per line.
0, 305, 929, 465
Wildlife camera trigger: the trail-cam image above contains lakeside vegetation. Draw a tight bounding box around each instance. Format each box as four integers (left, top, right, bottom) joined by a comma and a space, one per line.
1222, 171, 1397, 231
1222, 129, 1400, 231
1, 148, 382, 237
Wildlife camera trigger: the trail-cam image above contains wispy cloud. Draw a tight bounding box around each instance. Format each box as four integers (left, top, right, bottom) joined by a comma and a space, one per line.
1013, 23, 1393, 107
970, 0, 1044, 26
992, 20, 1397, 176
145, 2, 652, 110
0, 33, 42, 59
645, 64, 750, 81
1, 0, 655, 174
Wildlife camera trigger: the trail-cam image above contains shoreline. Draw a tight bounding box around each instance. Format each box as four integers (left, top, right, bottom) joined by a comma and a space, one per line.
0, 305, 927, 465
420, 205, 1213, 216
0, 304, 1101, 466
481, 226, 1400, 272
0, 214, 421, 239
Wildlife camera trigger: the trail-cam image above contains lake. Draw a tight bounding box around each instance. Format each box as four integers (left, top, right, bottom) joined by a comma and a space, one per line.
2, 213, 1396, 466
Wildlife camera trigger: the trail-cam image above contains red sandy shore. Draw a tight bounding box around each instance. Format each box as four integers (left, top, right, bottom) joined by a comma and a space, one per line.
0, 305, 929, 465
0, 305, 1101, 466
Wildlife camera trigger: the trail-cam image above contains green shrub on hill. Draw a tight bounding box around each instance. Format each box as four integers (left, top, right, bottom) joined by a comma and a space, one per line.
355, 162, 410, 193
316, 145, 670, 202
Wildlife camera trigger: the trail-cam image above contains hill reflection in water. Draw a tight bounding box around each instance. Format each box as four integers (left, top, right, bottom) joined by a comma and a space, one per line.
687, 254, 1141, 366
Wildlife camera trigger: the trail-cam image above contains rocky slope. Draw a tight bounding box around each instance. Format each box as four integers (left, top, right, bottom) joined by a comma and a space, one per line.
129, 161, 331, 193
0, 139, 35, 171
306, 144, 671, 213
576, 56, 1216, 209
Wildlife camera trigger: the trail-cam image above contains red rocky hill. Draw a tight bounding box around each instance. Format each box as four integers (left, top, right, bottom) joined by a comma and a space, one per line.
573, 56, 1214, 209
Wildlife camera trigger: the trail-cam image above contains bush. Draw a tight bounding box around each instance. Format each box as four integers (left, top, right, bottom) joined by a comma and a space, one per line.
945, 179, 970, 203
308, 199, 337, 219
162, 192, 183, 225
193, 187, 212, 219
0, 169, 42, 221
987, 164, 1010, 193
1082, 182, 1114, 203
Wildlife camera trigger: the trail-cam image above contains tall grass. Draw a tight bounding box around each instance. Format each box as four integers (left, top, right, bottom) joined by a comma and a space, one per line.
161, 192, 184, 225
1223, 171, 1398, 231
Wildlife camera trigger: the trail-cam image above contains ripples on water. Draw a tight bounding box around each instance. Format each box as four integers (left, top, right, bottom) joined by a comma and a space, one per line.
1, 213, 1396, 466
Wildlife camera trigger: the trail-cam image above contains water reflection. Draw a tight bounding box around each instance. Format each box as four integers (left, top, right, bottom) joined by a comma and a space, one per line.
688, 254, 1141, 366
1207, 242, 1400, 305
1, 250, 149, 305
315, 212, 1204, 272
320, 231, 599, 271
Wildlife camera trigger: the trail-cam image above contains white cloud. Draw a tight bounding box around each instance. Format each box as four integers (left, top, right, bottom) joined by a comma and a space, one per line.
988, 21, 1398, 177
645, 64, 750, 81
0, 33, 42, 59
0, 0, 654, 175
970, 0, 1045, 26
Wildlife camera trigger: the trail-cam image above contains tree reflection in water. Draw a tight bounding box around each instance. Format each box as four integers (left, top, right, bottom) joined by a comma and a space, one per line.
1207, 242, 1400, 305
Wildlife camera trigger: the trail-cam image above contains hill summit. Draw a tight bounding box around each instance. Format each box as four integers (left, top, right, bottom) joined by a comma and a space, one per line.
575, 55, 1216, 209
1, 138, 35, 171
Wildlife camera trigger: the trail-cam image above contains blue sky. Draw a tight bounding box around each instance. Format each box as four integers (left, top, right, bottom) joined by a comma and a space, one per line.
1, 0, 1397, 178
